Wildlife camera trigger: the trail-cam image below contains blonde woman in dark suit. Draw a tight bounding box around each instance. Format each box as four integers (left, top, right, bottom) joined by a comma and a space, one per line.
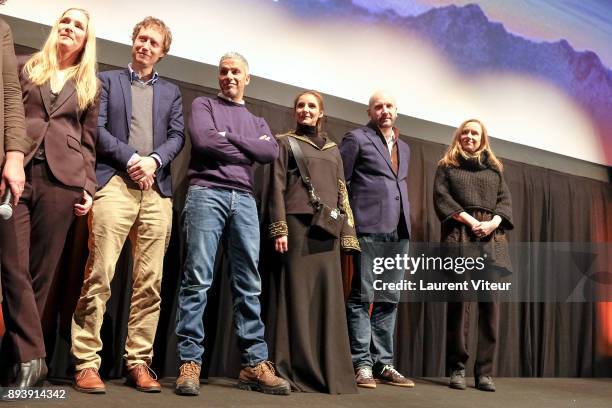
0, 8, 99, 388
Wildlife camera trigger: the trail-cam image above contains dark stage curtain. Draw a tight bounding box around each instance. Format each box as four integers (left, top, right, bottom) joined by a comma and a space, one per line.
2, 56, 611, 380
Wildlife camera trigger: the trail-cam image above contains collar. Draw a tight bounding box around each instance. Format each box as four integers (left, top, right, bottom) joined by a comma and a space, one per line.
367, 121, 399, 143
286, 132, 336, 151
458, 150, 492, 171
217, 92, 245, 105
128, 63, 159, 86
295, 123, 317, 137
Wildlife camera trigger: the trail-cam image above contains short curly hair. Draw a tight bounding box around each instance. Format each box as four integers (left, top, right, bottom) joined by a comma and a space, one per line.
131, 16, 172, 55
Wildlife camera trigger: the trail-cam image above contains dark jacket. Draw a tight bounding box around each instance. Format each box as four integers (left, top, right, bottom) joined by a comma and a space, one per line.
269, 131, 359, 251
18, 56, 98, 196
339, 122, 411, 236
0, 19, 32, 166
95, 69, 185, 197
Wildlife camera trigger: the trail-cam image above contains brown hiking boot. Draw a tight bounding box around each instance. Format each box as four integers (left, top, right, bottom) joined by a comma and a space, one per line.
449, 368, 466, 390
126, 364, 161, 393
175, 361, 201, 396
237, 361, 290, 395
355, 366, 376, 389
475, 375, 496, 392
375, 365, 415, 387
74, 368, 106, 394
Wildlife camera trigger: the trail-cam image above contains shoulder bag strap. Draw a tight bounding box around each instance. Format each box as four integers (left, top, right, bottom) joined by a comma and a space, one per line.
287, 136, 320, 208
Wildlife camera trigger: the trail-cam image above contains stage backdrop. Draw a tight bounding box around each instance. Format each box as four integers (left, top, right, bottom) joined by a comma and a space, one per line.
0, 2, 610, 380
1, 0, 611, 165
0, 54, 603, 380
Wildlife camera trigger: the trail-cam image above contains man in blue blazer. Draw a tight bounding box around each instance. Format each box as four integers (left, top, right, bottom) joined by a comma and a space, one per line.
71, 17, 184, 394
340, 91, 413, 389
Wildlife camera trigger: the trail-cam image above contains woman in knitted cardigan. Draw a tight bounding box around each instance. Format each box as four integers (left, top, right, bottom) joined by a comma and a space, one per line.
433, 119, 513, 393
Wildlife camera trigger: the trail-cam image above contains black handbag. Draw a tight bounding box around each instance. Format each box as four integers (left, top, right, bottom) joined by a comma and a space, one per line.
287, 136, 345, 238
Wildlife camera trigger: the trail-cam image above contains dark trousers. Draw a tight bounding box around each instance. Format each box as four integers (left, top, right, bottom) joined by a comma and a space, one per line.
446, 301, 499, 376
0, 160, 81, 363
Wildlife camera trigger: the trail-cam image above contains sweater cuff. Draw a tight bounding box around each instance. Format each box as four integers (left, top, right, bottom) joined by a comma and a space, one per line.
441, 208, 464, 223
5, 136, 36, 155
84, 180, 97, 198
341, 235, 360, 252
269, 221, 288, 238
494, 212, 514, 230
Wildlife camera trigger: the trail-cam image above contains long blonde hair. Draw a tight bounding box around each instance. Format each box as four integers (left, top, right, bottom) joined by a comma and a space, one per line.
438, 118, 504, 172
23, 8, 98, 110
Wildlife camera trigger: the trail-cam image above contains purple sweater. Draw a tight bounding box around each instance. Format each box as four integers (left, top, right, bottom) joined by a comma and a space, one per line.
188, 96, 278, 193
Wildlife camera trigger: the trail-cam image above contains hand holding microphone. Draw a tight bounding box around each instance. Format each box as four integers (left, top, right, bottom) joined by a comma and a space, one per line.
0, 189, 12, 220
0, 151, 26, 220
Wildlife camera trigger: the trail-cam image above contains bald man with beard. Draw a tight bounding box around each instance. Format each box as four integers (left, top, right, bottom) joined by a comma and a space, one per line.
339, 91, 414, 389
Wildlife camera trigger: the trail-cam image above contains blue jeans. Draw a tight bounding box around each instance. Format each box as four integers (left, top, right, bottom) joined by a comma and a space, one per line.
346, 231, 408, 370
176, 186, 268, 366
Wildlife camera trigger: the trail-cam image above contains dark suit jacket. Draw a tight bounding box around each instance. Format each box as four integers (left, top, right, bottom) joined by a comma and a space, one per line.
96, 69, 185, 197
18, 56, 98, 196
339, 122, 411, 236
0, 19, 32, 166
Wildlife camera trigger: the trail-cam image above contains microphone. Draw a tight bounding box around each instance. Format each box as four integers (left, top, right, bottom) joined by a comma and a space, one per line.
0, 190, 13, 220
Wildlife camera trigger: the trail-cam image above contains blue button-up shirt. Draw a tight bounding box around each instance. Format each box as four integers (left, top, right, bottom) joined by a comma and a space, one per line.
128, 63, 159, 86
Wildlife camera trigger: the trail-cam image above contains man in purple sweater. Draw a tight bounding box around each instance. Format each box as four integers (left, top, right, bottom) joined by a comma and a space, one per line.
174, 52, 289, 396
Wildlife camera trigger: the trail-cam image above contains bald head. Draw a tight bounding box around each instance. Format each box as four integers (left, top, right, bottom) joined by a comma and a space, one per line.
367, 91, 398, 130
368, 91, 396, 108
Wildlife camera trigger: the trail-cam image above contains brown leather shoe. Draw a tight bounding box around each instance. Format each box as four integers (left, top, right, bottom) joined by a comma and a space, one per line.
126, 364, 161, 393
237, 361, 290, 395
74, 368, 106, 394
175, 361, 201, 396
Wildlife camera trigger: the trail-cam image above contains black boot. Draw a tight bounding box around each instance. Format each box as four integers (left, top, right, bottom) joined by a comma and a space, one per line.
12, 358, 48, 388
0, 363, 18, 387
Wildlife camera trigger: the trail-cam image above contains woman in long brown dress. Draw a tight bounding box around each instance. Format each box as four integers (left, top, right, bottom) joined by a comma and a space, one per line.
267, 90, 359, 393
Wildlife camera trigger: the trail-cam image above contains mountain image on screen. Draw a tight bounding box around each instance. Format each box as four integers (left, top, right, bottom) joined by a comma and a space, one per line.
278, 0, 612, 162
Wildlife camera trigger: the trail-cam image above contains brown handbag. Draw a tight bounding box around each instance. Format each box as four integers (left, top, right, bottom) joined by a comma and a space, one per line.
287, 136, 345, 238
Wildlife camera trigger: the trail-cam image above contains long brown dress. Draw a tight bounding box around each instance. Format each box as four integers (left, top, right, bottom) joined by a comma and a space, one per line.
267, 124, 359, 393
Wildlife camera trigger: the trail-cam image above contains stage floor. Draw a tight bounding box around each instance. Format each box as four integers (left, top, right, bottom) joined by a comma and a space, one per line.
5, 377, 611, 407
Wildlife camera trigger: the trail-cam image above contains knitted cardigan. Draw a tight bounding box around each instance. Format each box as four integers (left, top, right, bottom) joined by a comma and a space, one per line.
433, 153, 513, 229
433, 152, 514, 274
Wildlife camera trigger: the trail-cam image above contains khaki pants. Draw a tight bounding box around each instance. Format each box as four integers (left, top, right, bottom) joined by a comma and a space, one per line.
71, 175, 172, 370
